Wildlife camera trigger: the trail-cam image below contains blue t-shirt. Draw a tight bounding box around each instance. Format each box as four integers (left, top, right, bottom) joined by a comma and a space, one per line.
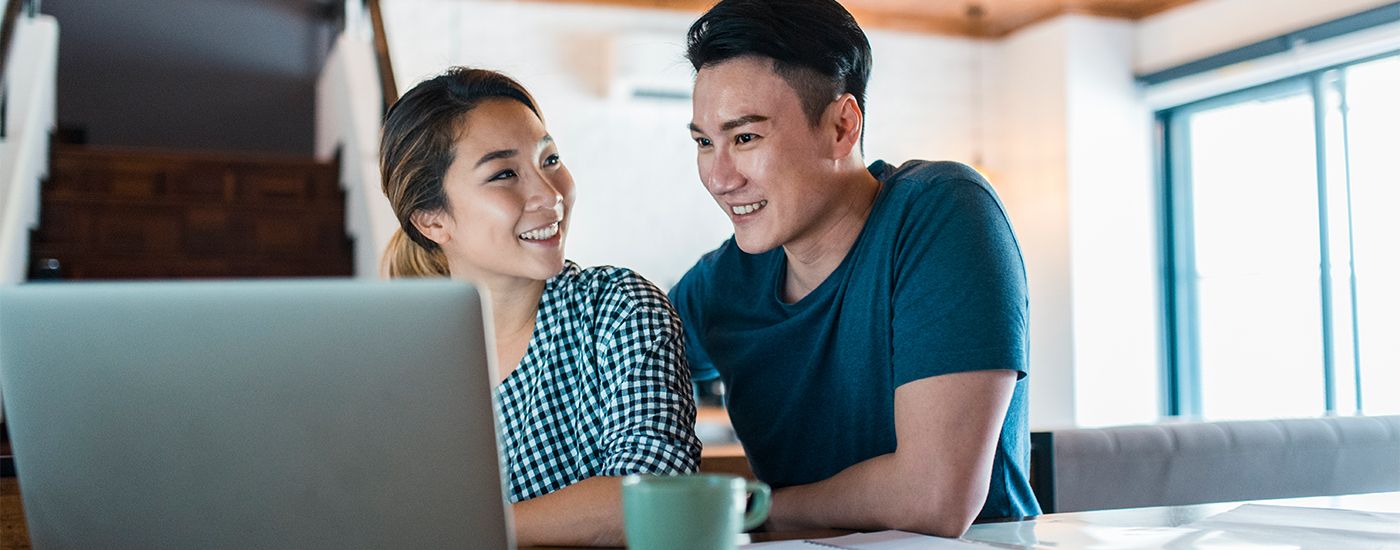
670, 160, 1040, 520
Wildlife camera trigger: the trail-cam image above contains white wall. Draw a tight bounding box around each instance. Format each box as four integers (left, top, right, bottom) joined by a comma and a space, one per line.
1141, 5, 1400, 110
1135, 0, 1396, 74
987, 18, 1077, 429
986, 14, 1164, 429
1063, 17, 1162, 427
381, 0, 978, 289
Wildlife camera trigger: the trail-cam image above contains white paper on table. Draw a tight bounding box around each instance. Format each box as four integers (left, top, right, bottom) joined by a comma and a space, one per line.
1182, 504, 1400, 550
743, 530, 1002, 549
1002, 517, 1209, 545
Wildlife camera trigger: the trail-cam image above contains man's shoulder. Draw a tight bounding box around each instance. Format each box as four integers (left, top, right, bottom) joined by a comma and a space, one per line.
880, 160, 997, 202
874, 160, 1012, 233
886, 159, 984, 182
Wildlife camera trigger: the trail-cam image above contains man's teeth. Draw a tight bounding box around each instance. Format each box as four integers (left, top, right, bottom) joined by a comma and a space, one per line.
519, 223, 560, 241
731, 200, 768, 215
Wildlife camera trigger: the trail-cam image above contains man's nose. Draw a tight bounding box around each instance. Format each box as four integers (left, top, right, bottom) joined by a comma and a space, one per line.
705, 148, 744, 195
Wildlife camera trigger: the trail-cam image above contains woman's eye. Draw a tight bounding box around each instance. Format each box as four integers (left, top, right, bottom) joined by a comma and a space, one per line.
694, 137, 712, 148
488, 169, 517, 182
543, 154, 560, 166
735, 133, 758, 145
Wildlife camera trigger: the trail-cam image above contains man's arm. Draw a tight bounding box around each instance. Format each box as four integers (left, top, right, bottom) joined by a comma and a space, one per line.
512, 476, 623, 547
766, 368, 1017, 537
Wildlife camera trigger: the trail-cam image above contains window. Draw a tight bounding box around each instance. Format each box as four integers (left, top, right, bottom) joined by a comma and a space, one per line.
1162, 53, 1400, 419
1344, 56, 1400, 415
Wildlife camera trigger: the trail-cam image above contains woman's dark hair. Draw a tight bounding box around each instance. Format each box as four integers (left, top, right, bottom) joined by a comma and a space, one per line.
685, 0, 873, 128
379, 67, 541, 277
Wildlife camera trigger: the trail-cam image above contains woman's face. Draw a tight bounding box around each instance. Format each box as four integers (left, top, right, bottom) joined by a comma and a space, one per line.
417, 98, 575, 284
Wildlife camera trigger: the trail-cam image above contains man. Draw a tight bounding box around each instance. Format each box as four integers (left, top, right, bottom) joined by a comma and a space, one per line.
669, 0, 1040, 537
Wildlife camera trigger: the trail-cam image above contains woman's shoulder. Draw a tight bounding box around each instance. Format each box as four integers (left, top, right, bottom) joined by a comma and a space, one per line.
549, 262, 684, 380
553, 261, 675, 321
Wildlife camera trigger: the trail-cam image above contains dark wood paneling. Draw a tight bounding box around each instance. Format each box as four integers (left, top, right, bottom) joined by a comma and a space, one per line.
29, 146, 354, 280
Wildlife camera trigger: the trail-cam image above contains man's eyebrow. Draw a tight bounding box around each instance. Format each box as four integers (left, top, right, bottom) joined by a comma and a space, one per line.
721, 115, 769, 132
475, 149, 517, 168
688, 115, 770, 134
540, 134, 554, 146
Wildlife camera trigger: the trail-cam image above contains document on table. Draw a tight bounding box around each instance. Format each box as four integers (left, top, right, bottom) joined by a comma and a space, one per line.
743, 530, 1002, 549
1181, 503, 1400, 549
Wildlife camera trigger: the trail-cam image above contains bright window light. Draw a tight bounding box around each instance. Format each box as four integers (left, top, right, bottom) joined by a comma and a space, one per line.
1187, 91, 1325, 420
1344, 56, 1400, 415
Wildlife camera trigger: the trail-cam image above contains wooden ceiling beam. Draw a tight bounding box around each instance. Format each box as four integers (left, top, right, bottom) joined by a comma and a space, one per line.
513, 0, 1197, 38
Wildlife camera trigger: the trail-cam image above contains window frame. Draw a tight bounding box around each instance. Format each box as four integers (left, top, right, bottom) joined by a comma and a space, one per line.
1157, 50, 1400, 418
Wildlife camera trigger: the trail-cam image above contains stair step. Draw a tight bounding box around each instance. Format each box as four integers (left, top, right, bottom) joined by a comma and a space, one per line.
49, 146, 342, 205
30, 146, 355, 280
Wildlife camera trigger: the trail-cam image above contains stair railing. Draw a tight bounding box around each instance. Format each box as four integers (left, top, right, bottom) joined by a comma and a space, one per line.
0, 0, 54, 423
1, 0, 56, 285
315, 0, 399, 278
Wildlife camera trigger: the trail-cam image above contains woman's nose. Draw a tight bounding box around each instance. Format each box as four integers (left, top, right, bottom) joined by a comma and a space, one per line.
525, 174, 564, 214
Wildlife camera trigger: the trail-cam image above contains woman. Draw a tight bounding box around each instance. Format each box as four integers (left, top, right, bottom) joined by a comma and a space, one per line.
379, 67, 701, 546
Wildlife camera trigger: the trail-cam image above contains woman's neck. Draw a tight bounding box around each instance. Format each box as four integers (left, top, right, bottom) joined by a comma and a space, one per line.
466, 273, 547, 383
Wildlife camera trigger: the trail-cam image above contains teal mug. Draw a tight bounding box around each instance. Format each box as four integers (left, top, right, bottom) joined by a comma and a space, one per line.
621, 473, 771, 550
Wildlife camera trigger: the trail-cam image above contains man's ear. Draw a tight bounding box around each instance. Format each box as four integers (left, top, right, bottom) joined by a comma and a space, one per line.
826, 93, 864, 160
411, 209, 451, 247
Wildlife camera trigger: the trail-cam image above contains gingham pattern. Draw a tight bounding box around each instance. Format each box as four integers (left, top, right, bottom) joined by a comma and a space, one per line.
494, 261, 701, 502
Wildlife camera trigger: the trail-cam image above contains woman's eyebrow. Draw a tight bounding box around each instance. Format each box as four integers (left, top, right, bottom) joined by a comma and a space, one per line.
476, 149, 517, 168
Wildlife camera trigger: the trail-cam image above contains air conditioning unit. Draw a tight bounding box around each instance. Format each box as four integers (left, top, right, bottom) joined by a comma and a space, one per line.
607, 32, 693, 101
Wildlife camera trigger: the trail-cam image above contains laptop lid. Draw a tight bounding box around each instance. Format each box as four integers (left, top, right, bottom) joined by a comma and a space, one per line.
0, 280, 511, 549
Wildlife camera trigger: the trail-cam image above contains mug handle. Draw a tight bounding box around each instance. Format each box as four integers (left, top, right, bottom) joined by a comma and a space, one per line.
742, 480, 771, 531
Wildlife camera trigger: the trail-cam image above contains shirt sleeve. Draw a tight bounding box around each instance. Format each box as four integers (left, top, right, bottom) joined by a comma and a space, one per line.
596, 277, 703, 476
891, 176, 1030, 388
668, 263, 720, 382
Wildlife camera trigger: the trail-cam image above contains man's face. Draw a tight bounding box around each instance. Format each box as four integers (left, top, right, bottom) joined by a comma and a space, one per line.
690, 56, 837, 254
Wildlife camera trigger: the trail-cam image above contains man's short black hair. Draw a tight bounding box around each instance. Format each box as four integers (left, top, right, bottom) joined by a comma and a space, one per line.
686, 0, 873, 129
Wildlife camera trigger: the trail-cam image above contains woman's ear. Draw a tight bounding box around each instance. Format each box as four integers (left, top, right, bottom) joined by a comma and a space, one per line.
411, 209, 451, 247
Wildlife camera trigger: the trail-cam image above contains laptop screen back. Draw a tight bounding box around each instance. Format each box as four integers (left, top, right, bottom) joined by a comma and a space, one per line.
0, 280, 510, 549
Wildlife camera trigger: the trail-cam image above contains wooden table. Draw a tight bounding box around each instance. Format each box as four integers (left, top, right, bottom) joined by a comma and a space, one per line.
1, 477, 29, 550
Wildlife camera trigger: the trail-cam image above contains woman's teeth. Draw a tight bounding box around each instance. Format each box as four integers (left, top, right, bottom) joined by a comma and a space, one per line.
519, 222, 560, 241
731, 200, 767, 216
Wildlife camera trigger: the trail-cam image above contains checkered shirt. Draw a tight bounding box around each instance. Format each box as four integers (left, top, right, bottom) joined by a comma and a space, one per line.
494, 261, 702, 502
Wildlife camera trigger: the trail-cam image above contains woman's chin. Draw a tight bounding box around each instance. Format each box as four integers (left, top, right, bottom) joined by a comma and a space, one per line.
526, 256, 566, 280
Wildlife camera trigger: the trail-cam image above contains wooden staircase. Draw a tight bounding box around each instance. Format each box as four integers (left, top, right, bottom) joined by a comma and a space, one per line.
28, 146, 354, 280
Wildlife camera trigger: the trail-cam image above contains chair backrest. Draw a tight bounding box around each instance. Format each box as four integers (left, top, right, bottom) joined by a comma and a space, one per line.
1030, 415, 1400, 513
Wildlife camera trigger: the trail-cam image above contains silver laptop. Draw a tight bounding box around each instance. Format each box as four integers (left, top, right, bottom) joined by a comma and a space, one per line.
0, 280, 512, 549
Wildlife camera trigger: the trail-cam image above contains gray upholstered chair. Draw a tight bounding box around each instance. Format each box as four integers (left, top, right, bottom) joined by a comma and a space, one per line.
1029, 415, 1400, 513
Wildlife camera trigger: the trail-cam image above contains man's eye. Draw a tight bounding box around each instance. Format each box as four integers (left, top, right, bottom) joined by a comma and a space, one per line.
735, 133, 758, 145
543, 154, 560, 166
489, 169, 517, 182
694, 137, 712, 148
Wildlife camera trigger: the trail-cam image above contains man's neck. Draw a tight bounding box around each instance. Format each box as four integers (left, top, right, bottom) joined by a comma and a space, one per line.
781, 166, 881, 303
